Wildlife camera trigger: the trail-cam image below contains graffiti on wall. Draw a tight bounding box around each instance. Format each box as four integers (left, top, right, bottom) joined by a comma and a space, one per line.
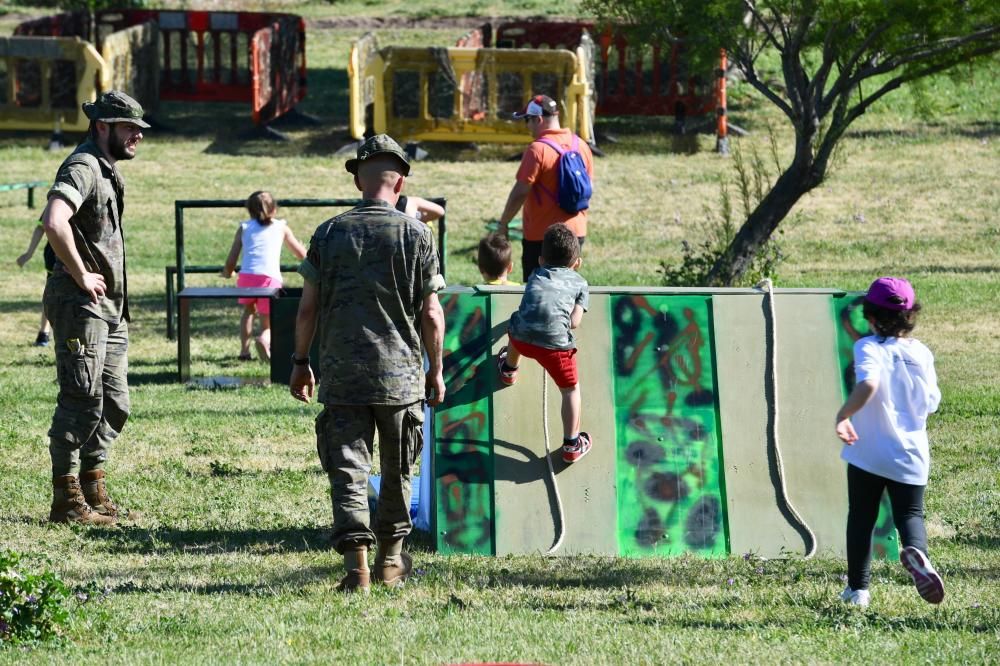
834, 294, 898, 560
611, 295, 727, 556
433, 292, 494, 554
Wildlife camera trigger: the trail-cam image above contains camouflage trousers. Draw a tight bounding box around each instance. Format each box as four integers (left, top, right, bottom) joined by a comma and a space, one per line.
315, 402, 424, 554
44, 289, 129, 478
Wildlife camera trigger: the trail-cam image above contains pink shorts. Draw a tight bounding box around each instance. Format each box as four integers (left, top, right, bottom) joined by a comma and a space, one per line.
237, 273, 280, 314
510, 336, 578, 388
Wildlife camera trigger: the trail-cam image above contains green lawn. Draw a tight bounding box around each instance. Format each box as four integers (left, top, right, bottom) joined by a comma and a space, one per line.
1, 3, 999, 663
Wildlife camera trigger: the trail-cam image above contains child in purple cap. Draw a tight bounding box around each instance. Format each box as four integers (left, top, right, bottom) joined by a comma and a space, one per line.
834, 277, 944, 608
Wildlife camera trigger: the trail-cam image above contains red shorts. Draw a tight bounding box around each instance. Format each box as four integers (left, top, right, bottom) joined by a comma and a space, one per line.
237, 273, 280, 314
510, 337, 578, 388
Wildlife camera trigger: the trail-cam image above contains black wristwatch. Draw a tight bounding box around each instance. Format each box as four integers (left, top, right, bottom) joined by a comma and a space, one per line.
291, 354, 310, 366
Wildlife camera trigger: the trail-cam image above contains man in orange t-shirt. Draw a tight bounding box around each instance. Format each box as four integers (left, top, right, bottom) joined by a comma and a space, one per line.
498, 94, 595, 282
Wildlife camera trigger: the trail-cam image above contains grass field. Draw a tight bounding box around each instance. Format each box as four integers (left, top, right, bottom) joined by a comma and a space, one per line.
1, 2, 999, 663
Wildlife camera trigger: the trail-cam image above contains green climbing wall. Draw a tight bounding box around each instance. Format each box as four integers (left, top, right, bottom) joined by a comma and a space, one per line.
433, 289, 494, 554
834, 293, 899, 561
433, 286, 888, 560
610, 295, 726, 557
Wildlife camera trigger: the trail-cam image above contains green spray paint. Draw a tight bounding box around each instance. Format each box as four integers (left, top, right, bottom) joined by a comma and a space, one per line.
611, 295, 727, 556
833, 293, 898, 561
433, 291, 494, 555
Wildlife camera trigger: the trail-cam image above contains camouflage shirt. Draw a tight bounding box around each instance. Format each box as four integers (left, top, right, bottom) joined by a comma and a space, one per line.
299, 199, 445, 405
46, 139, 129, 323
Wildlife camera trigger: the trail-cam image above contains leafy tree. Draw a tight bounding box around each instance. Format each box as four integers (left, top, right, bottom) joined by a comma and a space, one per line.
584, 0, 1000, 285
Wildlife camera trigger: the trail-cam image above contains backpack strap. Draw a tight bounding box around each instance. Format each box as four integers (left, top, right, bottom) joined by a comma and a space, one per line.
536, 137, 564, 155
532, 137, 566, 204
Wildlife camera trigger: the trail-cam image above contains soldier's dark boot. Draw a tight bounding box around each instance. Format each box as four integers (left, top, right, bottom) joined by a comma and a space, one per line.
80, 470, 120, 521
49, 475, 115, 525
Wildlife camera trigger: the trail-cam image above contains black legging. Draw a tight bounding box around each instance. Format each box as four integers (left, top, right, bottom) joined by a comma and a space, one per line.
521, 237, 585, 282
846, 463, 928, 591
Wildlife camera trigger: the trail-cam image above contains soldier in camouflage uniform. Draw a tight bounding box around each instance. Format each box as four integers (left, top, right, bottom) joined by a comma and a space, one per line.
290, 134, 446, 593
39, 91, 148, 525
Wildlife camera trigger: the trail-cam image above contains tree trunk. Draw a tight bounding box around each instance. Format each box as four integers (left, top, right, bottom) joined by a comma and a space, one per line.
705, 162, 817, 286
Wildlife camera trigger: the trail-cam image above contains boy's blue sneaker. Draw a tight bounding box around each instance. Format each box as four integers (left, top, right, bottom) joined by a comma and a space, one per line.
34, 331, 50, 347
562, 432, 592, 464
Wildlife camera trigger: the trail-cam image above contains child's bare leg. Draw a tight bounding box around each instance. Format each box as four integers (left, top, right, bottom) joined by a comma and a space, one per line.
240, 304, 256, 357
505, 342, 521, 368
560, 383, 581, 440
255, 313, 272, 361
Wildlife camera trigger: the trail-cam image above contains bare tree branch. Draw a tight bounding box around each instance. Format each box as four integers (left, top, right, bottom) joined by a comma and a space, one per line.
742, 64, 796, 120
782, 11, 819, 122
848, 42, 1000, 125
820, 20, 895, 112
807, 21, 841, 111
848, 27, 1000, 88
741, 0, 784, 52
840, 19, 894, 77
822, 25, 1000, 115
769, 3, 791, 44
788, 4, 814, 50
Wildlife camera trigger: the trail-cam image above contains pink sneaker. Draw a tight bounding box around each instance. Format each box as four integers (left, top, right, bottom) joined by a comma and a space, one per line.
900, 546, 945, 604
496, 346, 518, 386
562, 432, 592, 464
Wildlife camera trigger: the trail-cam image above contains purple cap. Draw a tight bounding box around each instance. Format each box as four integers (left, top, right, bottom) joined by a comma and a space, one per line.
866, 277, 915, 311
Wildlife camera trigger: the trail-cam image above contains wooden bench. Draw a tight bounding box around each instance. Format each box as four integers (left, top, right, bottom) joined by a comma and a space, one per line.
164, 264, 299, 340
176, 286, 279, 382
0, 181, 47, 208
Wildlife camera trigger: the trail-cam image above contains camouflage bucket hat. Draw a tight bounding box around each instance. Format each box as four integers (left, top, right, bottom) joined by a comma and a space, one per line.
82, 90, 150, 129
345, 134, 410, 176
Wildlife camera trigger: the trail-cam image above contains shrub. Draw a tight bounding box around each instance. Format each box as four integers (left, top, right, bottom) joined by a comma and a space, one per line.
0, 550, 72, 646
660, 130, 787, 287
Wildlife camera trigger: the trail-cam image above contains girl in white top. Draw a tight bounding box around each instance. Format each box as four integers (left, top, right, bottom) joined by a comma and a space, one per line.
222, 191, 306, 361
835, 277, 944, 608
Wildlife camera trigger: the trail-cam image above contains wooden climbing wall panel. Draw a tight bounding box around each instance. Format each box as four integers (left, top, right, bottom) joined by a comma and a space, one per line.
610, 295, 726, 557
432, 287, 896, 560
490, 294, 618, 555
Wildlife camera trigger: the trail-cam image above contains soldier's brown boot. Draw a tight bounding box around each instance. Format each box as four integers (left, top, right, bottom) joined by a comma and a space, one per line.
373, 539, 412, 588
80, 469, 121, 521
336, 546, 371, 594
49, 475, 115, 525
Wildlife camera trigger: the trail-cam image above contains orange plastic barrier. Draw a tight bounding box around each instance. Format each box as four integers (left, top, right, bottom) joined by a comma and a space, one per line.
250, 15, 306, 126
16, 10, 307, 126
483, 21, 719, 119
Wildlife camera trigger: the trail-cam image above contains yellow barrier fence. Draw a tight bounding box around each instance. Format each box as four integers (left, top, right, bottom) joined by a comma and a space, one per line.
0, 37, 103, 132
99, 21, 160, 117
349, 34, 593, 144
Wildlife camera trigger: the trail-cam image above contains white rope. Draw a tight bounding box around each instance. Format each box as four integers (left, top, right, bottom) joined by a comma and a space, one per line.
757, 277, 817, 559
541, 375, 566, 555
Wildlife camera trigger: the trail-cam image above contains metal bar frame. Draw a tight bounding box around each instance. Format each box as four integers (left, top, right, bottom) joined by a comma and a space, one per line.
171, 197, 447, 337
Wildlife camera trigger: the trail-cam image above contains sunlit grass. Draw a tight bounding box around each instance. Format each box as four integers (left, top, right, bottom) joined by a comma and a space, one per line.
0, 7, 998, 663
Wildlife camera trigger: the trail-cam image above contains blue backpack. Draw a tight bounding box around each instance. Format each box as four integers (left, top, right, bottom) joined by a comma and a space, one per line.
536, 134, 592, 214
